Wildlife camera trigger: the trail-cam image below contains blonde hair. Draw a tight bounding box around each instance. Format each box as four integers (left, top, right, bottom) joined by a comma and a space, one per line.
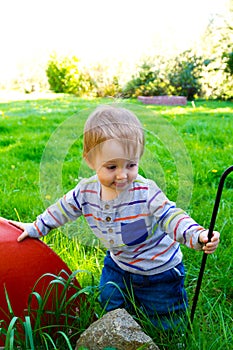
83, 105, 144, 163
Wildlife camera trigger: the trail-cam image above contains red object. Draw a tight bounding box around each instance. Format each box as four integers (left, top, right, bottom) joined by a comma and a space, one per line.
0, 220, 83, 346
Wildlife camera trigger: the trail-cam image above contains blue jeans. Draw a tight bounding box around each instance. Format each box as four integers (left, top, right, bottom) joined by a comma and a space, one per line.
99, 251, 188, 329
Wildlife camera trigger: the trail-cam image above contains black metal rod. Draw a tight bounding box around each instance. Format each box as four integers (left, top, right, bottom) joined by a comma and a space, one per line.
190, 165, 233, 324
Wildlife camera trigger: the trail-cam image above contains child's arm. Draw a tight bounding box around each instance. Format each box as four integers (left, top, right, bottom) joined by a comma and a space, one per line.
7, 184, 83, 243
147, 179, 220, 253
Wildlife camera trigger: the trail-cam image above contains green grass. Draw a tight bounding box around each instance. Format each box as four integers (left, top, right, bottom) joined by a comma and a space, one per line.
0, 94, 232, 349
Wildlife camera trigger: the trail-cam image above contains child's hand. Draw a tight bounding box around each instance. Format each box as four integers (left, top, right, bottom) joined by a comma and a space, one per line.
8, 220, 29, 242
199, 230, 220, 254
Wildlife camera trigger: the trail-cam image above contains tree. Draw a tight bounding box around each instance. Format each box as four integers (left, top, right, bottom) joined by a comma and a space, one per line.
200, 0, 233, 99
167, 50, 203, 100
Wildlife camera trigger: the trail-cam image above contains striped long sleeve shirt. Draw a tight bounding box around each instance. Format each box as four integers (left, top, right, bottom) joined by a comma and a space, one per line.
26, 174, 205, 275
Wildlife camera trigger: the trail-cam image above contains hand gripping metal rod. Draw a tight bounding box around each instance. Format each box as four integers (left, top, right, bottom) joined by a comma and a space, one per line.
190, 165, 233, 324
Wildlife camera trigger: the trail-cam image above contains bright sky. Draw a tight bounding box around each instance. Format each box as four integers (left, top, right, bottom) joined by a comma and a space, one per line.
0, 0, 228, 81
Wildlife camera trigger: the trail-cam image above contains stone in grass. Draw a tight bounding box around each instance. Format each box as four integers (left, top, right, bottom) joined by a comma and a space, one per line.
137, 95, 187, 106
75, 308, 159, 350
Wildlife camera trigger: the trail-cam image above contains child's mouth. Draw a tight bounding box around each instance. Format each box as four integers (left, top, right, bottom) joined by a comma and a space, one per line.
114, 182, 128, 189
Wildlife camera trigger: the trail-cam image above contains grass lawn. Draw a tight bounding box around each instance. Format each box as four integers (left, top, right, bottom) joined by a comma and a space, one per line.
0, 94, 232, 349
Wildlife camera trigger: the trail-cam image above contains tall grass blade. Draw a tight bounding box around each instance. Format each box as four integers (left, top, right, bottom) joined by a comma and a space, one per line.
3, 286, 14, 317
4, 316, 18, 349
56, 330, 73, 349
24, 316, 35, 350
41, 332, 57, 349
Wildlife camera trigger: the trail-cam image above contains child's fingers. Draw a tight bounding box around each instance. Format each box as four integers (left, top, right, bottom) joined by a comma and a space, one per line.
7, 220, 29, 242
9, 219, 20, 227
199, 230, 208, 243
17, 231, 29, 242
203, 245, 217, 254
8, 220, 25, 231
211, 230, 220, 242
199, 230, 220, 244
202, 232, 220, 254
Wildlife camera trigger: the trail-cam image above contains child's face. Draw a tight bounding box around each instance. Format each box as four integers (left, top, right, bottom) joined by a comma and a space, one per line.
89, 139, 139, 200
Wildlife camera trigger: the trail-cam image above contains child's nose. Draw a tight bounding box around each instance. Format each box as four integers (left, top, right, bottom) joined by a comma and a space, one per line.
116, 168, 127, 179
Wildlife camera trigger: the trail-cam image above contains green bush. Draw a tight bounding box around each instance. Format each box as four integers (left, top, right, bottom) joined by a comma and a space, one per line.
88, 63, 123, 98
46, 54, 95, 96
167, 50, 203, 100
122, 59, 170, 98
95, 76, 122, 98
122, 52, 204, 100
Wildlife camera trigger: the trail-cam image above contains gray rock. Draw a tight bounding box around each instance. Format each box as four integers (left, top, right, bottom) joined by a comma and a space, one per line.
75, 308, 159, 350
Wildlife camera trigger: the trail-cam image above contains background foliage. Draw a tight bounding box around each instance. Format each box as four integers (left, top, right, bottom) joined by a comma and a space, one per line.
199, 0, 233, 100
2, 1, 232, 101
43, 2, 232, 100
46, 54, 96, 96
122, 51, 204, 100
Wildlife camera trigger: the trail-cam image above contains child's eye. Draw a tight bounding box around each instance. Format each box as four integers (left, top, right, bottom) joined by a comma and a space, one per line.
106, 165, 116, 170
128, 163, 137, 168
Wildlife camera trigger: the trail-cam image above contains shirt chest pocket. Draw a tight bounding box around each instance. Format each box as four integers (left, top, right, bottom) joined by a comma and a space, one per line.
121, 219, 148, 246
